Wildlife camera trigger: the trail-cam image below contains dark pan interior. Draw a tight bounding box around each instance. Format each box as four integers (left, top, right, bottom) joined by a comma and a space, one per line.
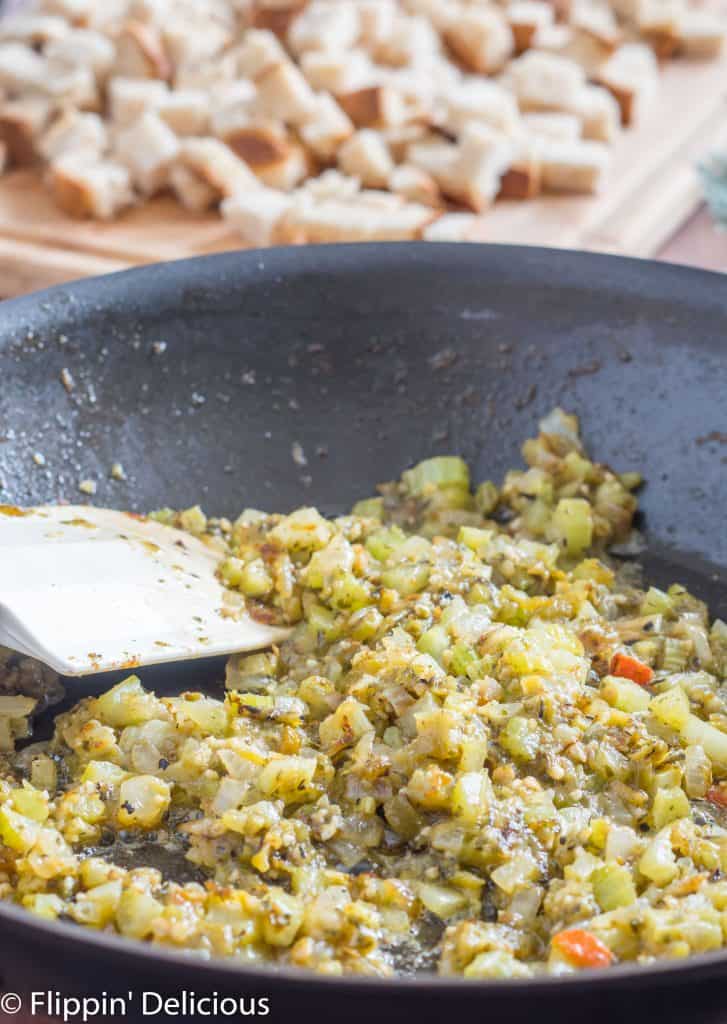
1, 243, 727, 1021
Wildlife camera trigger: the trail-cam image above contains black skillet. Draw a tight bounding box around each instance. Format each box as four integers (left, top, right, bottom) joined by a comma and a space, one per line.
1, 243, 727, 1024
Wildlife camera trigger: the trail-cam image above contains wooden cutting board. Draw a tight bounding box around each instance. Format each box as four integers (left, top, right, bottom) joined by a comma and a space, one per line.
0, 52, 725, 297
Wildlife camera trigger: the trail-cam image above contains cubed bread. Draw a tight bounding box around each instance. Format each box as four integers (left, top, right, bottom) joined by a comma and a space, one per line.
108, 77, 170, 123
505, 50, 586, 112
389, 163, 442, 206
677, 11, 726, 57
338, 85, 409, 129
506, 1, 554, 53
221, 187, 292, 245
254, 60, 318, 123
287, 1, 360, 54
439, 122, 515, 210
168, 162, 219, 212
44, 29, 116, 81
224, 121, 307, 190
115, 19, 172, 80
537, 137, 609, 192
48, 154, 134, 219
443, 7, 514, 74
570, 83, 620, 142
521, 111, 582, 140
0, 43, 49, 94
278, 191, 435, 242
179, 136, 261, 197
251, 1, 309, 38
422, 211, 481, 241
0, 97, 51, 165
114, 109, 180, 194
594, 43, 658, 125
337, 128, 394, 188
636, 0, 684, 58
0, 15, 69, 46
157, 90, 210, 136
231, 29, 287, 78
38, 109, 107, 162
299, 49, 373, 94
443, 78, 521, 135
299, 92, 354, 160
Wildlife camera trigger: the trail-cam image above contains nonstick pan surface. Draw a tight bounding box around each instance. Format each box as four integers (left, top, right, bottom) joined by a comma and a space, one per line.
1, 243, 727, 1023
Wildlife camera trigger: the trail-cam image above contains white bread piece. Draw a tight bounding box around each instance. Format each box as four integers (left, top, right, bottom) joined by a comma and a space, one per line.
521, 111, 581, 140
443, 7, 514, 74
537, 137, 608, 192
299, 49, 373, 94
299, 169, 361, 199
0, 15, 69, 46
443, 78, 520, 136
41, 0, 95, 24
440, 122, 515, 211
338, 84, 410, 129
507, 1, 554, 52
0, 96, 51, 165
389, 163, 441, 206
337, 129, 395, 189
401, 0, 452, 32
337, 129, 394, 188
407, 137, 459, 179
358, 0, 398, 49
221, 188, 292, 246
222, 121, 308, 190
287, 1, 361, 55
44, 62, 98, 108
375, 12, 441, 67
108, 78, 170, 123
0, 43, 49, 94
571, 0, 621, 51
249, 1, 309, 37
636, 0, 684, 57
678, 11, 725, 57
48, 154, 134, 219
299, 92, 354, 160
162, 21, 231, 73
209, 81, 258, 137
231, 29, 287, 79
157, 90, 210, 136
422, 211, 481, 241
115, 20, 172, 81
570, 83, 620, 142
168, 163, 218, 212
532, 23, 574, 51
114, 109, 180, 194
279, 191, 435, 243
255, 60, 318, 124
180, 137, 261, 197
383, 121, 430, 161
39, 109, 107, 163
505, 50, 585, 112
128, 0, 175, 23
595, 43, 658, 125
44, 30, 116, 81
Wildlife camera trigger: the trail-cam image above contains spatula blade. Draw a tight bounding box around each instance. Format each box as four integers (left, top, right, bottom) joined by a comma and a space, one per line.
0, 505, 289, 676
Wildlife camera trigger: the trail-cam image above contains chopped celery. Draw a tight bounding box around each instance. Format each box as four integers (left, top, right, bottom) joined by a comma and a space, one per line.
380, 562, 430, 596
365, 525, 406, 561
650, 787, 690, 830
682, 714, 727, 768
550, 498, 593, 556
650, 686, 690, 730
640, 587, 672, 616
237, 558, 273, 597
500, 717, 539, 761
417, 625, 450, 663
591, 864, 637, 911
449, 642, 480, 679
351, 497, 384, 519
402, 456, 470, 496
601, 675, 651, 713
475, 480, 499, 516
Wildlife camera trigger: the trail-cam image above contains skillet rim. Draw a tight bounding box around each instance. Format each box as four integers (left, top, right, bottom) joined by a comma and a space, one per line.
1, 242, 727, 993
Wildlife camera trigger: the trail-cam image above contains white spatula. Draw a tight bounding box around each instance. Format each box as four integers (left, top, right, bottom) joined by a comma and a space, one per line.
0, 504, 291, 676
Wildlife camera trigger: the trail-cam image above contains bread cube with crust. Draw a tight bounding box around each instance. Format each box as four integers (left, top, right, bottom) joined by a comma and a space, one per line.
255, 60, 318, 123
443, 7, 514, 74
39, 109, 107, 163
114, 109, 180, 195
299, 92, 354, 161
221, 187, 292, 245
49, 154, 134, 219
338, 129, 394, 188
